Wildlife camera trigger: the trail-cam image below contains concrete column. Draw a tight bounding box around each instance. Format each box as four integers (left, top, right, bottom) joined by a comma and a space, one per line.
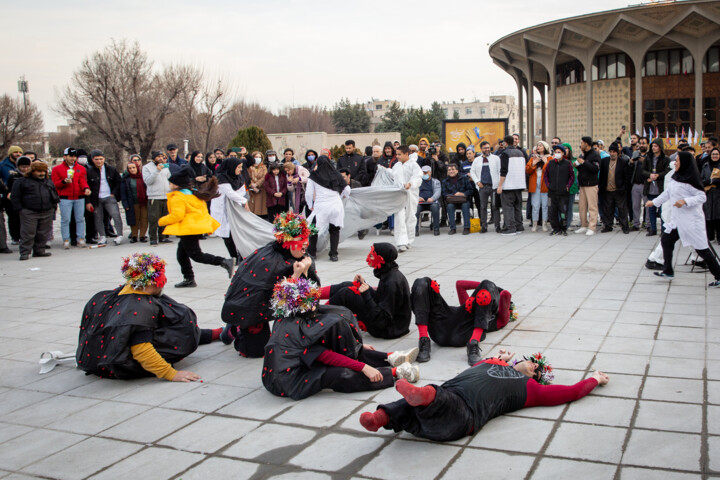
694, 53, 703, 140
634, 57, 643, 136
527, 65, 535, 146
539, 83, 547, 141
548, 63, 557, 139
517, 76, 524, 145
586, 65, 593, 137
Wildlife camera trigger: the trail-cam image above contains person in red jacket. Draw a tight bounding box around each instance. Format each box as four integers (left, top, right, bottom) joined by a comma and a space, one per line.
360, 350, 609, 442
51, 148, 91, 249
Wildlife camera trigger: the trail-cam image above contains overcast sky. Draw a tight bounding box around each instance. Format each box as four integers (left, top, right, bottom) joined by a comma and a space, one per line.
2, 0, 634, 131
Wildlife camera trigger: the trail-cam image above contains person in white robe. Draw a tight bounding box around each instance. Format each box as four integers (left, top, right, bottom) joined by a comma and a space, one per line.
210, 157, 248, 263
390, 145, 423, 252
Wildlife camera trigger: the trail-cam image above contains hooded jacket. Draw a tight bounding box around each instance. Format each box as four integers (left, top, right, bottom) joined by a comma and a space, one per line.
641, 139, 671, 196
575, 147, 600, 187
51, 162, 90, 200
158, 190, 220, 236
11, 174, 59, 212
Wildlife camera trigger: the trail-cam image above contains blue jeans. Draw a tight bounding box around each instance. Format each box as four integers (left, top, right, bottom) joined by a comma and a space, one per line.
531, 192, 548, 223
646, 193, 661, 232
566, 193, 575, 227
447, 201, 470, 229
59, 198, 86, 241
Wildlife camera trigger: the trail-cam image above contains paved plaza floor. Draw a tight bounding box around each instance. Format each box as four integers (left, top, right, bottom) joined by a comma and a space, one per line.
0, 224, 719, 479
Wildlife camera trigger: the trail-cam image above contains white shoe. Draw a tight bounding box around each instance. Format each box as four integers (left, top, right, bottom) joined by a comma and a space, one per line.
97, 236, 107, 245
542, 223, 548, 232
585, 229, 595, 236
77, 239, 86, 247
63, 240, 70, 250
387, 347, 419, 367
113, 236, 122, 245
531, 225, 537, 232
395, 362, 420, 383
574, 227, 587, 234
398, 245, 408, 252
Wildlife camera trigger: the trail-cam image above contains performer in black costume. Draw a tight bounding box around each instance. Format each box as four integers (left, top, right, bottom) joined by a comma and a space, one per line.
262, 276, 420, 400
320, 243, 411, 339
411, 278, 514, 365
221, 212, 320, 357
76, 253, 222, 381
360, 350, 609, 442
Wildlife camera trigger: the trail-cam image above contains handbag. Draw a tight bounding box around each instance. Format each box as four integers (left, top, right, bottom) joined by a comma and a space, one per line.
446, 194, 468, 205
469, 217, 481, 233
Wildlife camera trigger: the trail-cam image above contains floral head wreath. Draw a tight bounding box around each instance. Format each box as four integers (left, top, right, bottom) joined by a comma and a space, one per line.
273, 211, 318, 250
121, 253, 167, 289
366, 245, 386, 270
513, 352, 554, 385
270, 276, 321, 318
509, 302, 518, 322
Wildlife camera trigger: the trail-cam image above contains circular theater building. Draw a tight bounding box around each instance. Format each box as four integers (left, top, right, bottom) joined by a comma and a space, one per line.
489, 0, 720, 149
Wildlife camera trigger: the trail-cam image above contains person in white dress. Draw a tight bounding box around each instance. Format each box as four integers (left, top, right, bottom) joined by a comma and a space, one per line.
210, 157, 248, 264
305, 155, 351, 262
646, 151, 720, 287
390, 145, 423, 252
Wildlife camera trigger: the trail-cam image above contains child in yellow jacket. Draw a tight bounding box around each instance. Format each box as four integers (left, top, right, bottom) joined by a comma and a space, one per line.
159, 166, 233, 287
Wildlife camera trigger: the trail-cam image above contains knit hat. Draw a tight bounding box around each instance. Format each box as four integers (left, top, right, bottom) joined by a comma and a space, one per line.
514, 352, 554, 385
551, 144, 566, 154
151, 150, 163, 160
89, 149, 104, 160
121, 253, 167, 289
273, 211, 317, 250
270, 276, 321, 318
168, 165, 194, 188
266, 150, 277, 157
30, 161, 48, 172
8, 146, 23, 156
537, 141, 551, 155
16, 156, 32, 167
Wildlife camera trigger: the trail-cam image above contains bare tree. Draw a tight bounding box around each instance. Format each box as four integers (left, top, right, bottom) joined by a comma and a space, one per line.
0, 94, 44, 158
55, 39, 195, 164
282, 105, 336, 134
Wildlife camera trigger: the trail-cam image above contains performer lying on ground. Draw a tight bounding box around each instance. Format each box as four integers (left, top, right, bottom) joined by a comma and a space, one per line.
262, 276, 420, 400
411, 278, 515, 365
221, 212, 320, 357
76, 253, 223, 382
360, 350, 609, 442
319, 243, 411, 339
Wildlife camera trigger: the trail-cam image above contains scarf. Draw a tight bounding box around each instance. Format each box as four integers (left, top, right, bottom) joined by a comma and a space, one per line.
674, 151, 704, 191
216, 157, 243, 190
129, 169, 147, 205
309, 155, 346, 194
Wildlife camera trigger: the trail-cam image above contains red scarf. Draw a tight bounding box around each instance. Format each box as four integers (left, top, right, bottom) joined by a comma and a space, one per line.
130, 171, 147, 205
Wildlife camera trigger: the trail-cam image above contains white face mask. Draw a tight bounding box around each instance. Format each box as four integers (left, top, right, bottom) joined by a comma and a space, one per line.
267, 155, 276, 162
554, 152, 563, 160
254, 157, 262, 164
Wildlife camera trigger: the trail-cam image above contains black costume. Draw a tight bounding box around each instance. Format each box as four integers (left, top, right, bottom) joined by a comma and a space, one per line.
328, 243, 411, 339
412, 278, 508, 347
262, 305, 393, 400
76, 287, 201, 379
222, 240, 319, 357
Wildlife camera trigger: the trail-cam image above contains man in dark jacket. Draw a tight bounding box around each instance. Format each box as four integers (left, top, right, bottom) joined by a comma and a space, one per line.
629, 137, 649, 231
574, 136, 601, 236
442, 164, 474, 235
338, 140, 368, 186
165, 143, 187, 174
497, 135, 527, 235
85, 150, 123, 245
641, 138, 671, 236
599, 143, 630, 233
11, 161, 58, 260
545, 145, 575, 235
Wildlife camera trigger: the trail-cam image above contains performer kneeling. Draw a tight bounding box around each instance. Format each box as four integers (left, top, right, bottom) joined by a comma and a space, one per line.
76, 253, 223, 382
322, 243, 411, 339
262, 276, 420, 400
411, 278, 515, 365
360, 350, 609, 442
221, 212, 320, 357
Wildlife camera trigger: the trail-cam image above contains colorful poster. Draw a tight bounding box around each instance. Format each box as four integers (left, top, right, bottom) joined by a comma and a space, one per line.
443, 119, 508, 153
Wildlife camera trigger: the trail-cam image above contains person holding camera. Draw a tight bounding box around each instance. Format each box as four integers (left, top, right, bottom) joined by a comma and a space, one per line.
442, 164, 474, 235
143, 150, 173, 246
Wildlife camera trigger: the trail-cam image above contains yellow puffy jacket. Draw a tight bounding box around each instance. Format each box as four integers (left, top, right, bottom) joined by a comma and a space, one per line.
159, 190, 220, 236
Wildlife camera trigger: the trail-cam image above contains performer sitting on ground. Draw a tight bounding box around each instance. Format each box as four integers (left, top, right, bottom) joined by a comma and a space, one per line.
76, 253, 223, 382
319, 242, 411, 339
360, 350, 609, 442
411, 278, 515, 365
221, 211, 320, 357
262, 276, 420, 400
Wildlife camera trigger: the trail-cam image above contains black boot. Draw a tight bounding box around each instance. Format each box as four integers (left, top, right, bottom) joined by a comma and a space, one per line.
467, 339, 482, 366
175, 278, 197, 288
220, 258, 234, 278
417, 336, 431, 363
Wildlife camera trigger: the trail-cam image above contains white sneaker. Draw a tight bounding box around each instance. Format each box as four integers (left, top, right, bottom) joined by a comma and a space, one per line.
113, 236, 123, 245
395, 362, 420, 383
574, 227, 587, 234
542, 223, 548, 232
531, 225, 537, 232
585, 229, 595, 236
387, 347, 419, 367
77, 239, 86, 247
63, 240, 70, 250
98, 236, 107, 245
398, 245, 408, 252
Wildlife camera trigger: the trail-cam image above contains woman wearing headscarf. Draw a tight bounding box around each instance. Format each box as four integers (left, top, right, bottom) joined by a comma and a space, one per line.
378, 142, 396, 169
188, 151, 212, 184
284, 161, 310, 213
304, 149, 319, 170
264, 162, 288, 220
120, 161, 148, 243
701, 147, 720, 242
305, 155, 351, 262
205, 151, 220, 174
247, 151, 268, 219
646, 151, 720, 287
210, 157, 248, 264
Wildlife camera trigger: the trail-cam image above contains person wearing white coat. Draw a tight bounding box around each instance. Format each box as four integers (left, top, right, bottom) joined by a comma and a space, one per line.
391, 146, 423, 252
210, 157, 248, 263
646, 151, 720, 287
305, 155, 351, 262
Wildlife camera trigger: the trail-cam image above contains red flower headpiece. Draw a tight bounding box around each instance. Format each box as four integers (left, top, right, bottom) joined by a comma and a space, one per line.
273, 211, 317, 250
366, 245, 385, 269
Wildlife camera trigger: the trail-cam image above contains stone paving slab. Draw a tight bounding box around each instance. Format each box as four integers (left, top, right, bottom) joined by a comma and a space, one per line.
1, 224, 719, 478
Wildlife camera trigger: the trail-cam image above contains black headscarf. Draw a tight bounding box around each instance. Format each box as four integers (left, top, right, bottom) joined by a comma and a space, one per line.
216, 157, 243, 190
370, 242, 398, 279
309, 155, 346, 194
673, 151, 704, 192
205, 152, 219, 173
189, 151, 206, 177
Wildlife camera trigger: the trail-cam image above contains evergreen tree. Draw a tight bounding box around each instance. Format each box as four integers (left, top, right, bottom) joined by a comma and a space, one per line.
227, 125, 273, 154
376, 102, 404, 133
331, 98, 370, 133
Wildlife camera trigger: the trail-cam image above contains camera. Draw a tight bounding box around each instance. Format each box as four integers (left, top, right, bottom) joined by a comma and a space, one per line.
428, 146, 437, 155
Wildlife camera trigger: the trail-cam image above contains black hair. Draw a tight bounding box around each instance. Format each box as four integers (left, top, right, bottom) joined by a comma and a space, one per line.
338, 168, 351, 176
503, 135, 514, 145
639, 136, 649, 143
214, 148, 224, 154
581, 136, 593, 145
396, 145, 410, 154
552, 137, 562, 143
284, 148, 294, 155
480, 141, 490, 148
345, 140, 355, 147
364, 146, 372, 156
